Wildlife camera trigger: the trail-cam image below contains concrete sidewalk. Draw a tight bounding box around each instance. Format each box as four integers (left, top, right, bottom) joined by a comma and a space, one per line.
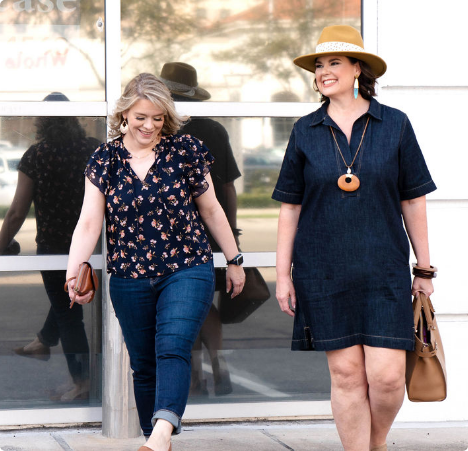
0, 421, 467, 451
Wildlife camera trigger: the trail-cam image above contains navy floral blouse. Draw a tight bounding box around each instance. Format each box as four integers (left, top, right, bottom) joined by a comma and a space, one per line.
85, 135, 214, 278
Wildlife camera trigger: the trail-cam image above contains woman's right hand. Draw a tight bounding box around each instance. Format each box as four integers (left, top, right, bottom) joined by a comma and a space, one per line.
276, 275, 296, 317
66, 278, 95, 308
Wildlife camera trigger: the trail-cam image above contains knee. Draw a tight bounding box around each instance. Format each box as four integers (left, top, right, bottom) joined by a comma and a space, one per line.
330, 363, 367, 393
368, 368, 405, 394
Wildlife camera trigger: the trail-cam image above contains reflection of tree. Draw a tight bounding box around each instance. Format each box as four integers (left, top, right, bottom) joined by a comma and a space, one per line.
1, 0, 105, 88
211, 0, 359, 101
120, 0, 201, 85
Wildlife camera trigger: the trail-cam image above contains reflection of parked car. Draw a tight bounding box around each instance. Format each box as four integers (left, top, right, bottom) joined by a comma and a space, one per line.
0, 149, 24, 206
242, 147, 284, 193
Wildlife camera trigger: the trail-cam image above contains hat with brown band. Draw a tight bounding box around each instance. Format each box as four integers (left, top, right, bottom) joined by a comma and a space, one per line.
160, 62, 211, 100
294, 25, 387, 78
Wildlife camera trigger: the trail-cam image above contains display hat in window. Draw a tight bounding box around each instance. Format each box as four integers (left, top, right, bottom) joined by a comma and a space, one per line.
294, 25, 387, 78
160, 62, 211, 101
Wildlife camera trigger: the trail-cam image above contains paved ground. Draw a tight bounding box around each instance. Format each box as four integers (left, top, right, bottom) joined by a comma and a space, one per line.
0, 421, 467, 451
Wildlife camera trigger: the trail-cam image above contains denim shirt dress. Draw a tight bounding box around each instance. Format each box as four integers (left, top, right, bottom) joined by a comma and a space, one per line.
272, 98, 436, 352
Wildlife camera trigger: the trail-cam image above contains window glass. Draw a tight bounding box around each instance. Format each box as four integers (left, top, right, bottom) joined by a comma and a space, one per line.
181, 116, 293, 252
0, 116, 106, 255
0, 0, 105, 101
121, 0, 361, 102
0, 271, 102, 409
188, 267, 331, 403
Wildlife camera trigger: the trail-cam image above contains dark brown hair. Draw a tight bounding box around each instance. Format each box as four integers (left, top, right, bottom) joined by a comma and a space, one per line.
315, 57, 377, 102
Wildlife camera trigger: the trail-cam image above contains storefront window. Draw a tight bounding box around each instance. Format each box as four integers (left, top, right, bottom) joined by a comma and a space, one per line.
188, 266, 331, 403
121, 0, 361, 102
0, 116, 106, 254
0, 0, 106, 101
181, 116, 295, 252
0, 270, 102, 409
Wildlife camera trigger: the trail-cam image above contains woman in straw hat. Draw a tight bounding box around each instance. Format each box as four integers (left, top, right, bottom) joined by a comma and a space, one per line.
273, 25, 436, 450
65, 73, 245, 451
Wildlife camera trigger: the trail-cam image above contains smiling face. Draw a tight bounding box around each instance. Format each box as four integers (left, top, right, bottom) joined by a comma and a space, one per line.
315, 55, 360, 100
122, 98, 165, 151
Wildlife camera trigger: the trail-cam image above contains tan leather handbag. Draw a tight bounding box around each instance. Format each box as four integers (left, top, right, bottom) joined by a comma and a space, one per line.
406, 293, 447, 402
64, 262, 99, 308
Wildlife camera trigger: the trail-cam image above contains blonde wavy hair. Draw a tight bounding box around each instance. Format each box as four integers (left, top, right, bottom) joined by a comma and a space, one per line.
108, 73, 188, 139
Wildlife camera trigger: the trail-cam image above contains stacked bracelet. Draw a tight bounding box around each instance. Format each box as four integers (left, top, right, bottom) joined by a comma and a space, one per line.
412, 264, 437, 279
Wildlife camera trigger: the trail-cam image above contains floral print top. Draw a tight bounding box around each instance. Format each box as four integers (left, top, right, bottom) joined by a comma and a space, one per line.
85, 135, 214, 278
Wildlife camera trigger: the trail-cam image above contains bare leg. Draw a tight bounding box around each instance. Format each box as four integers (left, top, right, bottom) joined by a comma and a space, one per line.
364, 346, 406, 449
326, 345, 371, 451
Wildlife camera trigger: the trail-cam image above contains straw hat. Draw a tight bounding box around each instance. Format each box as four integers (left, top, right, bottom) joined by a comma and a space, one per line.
294, 25, 387, 78
160, 62, 211, 100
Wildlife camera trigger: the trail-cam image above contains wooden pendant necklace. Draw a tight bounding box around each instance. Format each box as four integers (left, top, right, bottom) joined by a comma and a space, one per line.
330, 116, 370, 192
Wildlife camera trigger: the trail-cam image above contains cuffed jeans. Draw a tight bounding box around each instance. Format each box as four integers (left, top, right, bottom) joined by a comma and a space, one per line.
109, 261, 215, 436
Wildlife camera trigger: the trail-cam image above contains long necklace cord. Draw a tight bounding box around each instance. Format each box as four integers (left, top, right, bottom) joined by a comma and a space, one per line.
330, 116, 370, 192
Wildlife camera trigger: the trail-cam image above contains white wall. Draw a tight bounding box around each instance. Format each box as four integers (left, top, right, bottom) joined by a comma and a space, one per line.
365, 0, 468, 422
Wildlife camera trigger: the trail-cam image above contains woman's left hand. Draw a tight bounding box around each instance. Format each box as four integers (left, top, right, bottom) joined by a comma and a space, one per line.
226, 265, 245, 298
412, 276, 434, 298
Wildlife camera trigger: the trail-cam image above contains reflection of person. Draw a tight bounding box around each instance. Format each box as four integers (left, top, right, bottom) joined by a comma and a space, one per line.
0, 92, 97, 402
65, 73, 245, 451
160, 62, 241, 396
273, 26, 436, 451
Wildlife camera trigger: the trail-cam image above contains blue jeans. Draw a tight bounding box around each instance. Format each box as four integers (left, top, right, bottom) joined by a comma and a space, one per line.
109, 261, 215, 436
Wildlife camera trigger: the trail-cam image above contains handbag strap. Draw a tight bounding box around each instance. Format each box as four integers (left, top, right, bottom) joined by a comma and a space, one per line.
420, 293, 436, 331
413, 293, 435, 332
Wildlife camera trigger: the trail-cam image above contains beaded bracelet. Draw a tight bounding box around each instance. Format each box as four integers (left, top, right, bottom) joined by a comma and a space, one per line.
412, 264, 438, 279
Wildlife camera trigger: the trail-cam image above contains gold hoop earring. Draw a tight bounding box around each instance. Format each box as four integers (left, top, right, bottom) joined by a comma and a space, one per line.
354, 76, 359, 99
120, 119, 128, 134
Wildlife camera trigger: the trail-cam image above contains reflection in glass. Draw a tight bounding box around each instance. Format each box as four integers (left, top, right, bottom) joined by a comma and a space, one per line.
181, 116, 297, 252
0, 109, 104, 407
121, 0, 360, 102
0, 115, 106, 255
0, 0, 105, 101
0, 271, 101, 409
188, 267, 331, 404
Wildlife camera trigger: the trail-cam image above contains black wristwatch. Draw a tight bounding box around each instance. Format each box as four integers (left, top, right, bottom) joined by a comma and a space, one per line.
226, 253, 243, 266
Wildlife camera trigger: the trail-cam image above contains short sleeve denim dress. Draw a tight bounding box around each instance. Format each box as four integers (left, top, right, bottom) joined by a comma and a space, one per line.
272, 98, 436, 352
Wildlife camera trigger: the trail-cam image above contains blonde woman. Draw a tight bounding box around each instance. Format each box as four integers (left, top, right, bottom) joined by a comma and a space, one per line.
66, 73, 245, 451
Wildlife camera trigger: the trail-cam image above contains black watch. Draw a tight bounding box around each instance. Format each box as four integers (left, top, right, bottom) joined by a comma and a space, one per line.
226, 253, 243, 266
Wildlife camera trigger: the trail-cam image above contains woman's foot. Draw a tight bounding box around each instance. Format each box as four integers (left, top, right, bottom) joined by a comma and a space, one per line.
371, 445, 387, 451
60, 379, 90, 402
14, 337, 50, 361
142, 419, 173, 451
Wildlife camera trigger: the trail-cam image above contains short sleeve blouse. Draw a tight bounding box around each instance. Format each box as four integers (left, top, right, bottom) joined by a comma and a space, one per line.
86, 134, 214, 278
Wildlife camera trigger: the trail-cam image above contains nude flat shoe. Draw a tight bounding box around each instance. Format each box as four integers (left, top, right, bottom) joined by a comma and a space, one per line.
137, 445, 171, 451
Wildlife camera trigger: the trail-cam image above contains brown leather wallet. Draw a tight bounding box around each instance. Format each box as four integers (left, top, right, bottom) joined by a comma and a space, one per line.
64, 262, 99, 308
